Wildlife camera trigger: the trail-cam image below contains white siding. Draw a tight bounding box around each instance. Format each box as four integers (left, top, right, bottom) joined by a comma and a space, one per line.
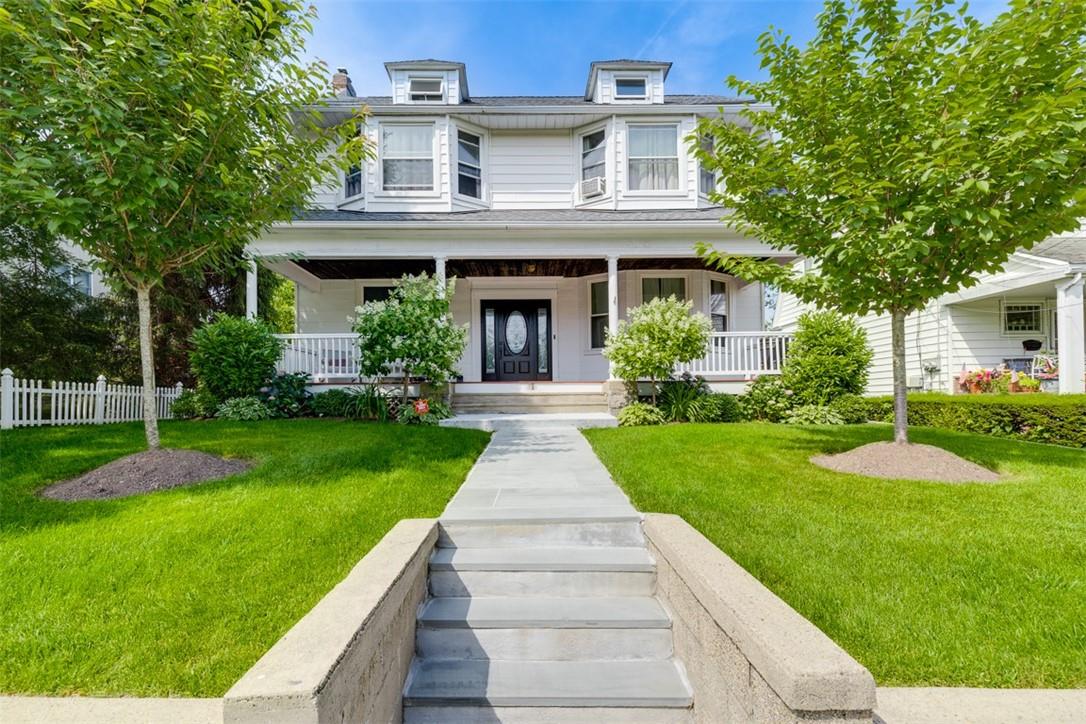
489, 131, 574, 209
296, 281, 357, 334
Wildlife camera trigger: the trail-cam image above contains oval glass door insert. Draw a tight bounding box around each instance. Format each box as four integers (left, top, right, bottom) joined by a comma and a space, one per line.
504, 310, 527, 354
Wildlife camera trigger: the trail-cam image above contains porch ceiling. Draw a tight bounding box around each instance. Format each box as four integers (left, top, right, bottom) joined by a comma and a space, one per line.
292, 257, 769, 280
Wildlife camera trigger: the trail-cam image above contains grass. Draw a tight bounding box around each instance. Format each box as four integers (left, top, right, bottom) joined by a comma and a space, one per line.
0, 419, 489, 697
584, 422, 1086, 688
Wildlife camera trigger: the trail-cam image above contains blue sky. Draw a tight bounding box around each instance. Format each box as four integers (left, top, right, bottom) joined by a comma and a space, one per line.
306, 0, 1010, 98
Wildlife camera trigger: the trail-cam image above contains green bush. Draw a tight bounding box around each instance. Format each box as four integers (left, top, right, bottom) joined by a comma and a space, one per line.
781, 311, 872, 405
658, 374, 710, 422
738, 376, 795, 422
216, 396, 273, 421
618, 402, 667, 427
190, 314, 282, 404
397, 398, 451, 425
262, 372, 311, 418
784, 404, 845, 425
864, 393, 1086, 448
310, 388, 351, 418
170, 387, 216, 419
694, 393, 743, 423
829, 394, 872, 424
343, 385, 391, 421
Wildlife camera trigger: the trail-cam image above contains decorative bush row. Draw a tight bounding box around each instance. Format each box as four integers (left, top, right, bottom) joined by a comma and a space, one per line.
862, 394, 1086, 448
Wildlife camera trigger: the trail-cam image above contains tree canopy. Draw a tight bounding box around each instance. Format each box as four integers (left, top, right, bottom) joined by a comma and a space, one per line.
696, 0, 1086, 442
0, 0, 366, 446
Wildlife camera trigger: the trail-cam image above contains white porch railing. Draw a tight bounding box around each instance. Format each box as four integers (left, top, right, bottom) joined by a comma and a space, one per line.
274, 334, 403, 381
677, 332, 793, 377
1, 369, 184, 429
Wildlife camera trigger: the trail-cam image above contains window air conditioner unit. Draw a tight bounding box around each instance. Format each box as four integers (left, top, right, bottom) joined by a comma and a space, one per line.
580, 177, 606, 199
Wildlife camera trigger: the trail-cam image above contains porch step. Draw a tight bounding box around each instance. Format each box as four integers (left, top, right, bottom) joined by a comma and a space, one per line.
437, 519, 643, 548
402, 659, 693, 709
417, 625, 673, 661
451, 392, 609, 415
418, 596, 670, 629
430, 545, 654, 572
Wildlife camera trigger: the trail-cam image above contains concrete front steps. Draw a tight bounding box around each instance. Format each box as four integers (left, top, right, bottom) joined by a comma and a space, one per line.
450, 392, 610, 415
403, 529, 693, 722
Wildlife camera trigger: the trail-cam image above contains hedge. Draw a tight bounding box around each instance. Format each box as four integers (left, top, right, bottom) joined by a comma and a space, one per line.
863, 393, 1086, 448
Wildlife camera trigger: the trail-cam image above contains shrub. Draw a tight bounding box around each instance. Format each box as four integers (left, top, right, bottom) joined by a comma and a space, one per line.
216, 396, 273, 421
190, 314, 282, 404
310, 388, 351, 418
738, 376, 795, 422
693, 393, 743, 423
342, 385, 392, 421
658, 374, 710, 422
603, 297, 710, 402
354, 273, 468, 405
262, 372, 311, 418
397, 398, 451, 425
785, 404, 845, 425
781, 311, 872, 405
829, 394, 872, 424
618, 402, 666, 427
170, 387, 216, 419
864, 393, 1086, 448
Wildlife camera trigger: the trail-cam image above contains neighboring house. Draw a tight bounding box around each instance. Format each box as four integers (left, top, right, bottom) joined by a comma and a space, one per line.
245, 59, 795, 400
57, 241, 106, 297
773, 235, 1086, 395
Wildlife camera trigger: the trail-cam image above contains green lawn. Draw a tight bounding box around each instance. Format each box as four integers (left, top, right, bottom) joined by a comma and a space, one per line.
584, 423, 1086, 688
0, 419, 489, 697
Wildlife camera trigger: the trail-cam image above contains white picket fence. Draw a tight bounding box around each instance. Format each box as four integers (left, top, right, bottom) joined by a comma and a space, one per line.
0, 369, 184, 429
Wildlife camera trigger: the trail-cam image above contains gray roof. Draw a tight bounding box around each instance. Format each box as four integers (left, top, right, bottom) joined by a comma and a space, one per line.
1026, 237, 1086, 264
295, 207, 727, 224
342, 94, 743, 108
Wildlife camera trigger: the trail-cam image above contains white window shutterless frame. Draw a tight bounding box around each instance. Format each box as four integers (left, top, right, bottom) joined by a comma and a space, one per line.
381, 124, 434, 191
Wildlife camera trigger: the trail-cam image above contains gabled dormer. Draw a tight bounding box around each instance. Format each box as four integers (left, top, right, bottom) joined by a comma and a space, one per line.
584, 60, 670, 104
385, 59, 469, 105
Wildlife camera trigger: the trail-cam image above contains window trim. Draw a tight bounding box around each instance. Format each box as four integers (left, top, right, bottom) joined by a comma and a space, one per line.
612, 74, 649, 102
407, 76, 445, 103
377, 122, 438, 196
1000, 299, 1046, 336
455, 126, 485, 202
625, 122, 683, 195
587, 277, 609, 351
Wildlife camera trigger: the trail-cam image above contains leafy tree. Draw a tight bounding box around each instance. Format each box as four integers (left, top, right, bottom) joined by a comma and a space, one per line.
0, 0, 366, 447
695, 0, 1086, 443
353, 274, 468, 404
603, 297, 710, 403
782, 311, 872, 405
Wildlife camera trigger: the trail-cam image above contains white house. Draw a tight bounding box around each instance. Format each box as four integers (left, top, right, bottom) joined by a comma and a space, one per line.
245, 59, 794, 407
773, 235, 1086, 395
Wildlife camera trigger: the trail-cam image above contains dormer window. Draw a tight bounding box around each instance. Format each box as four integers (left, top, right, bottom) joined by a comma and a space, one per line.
614, 77, 647, 101
408, 77, 444, 102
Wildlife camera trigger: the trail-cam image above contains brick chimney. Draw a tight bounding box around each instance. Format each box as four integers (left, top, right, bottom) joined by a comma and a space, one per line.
331, 67, 355, 97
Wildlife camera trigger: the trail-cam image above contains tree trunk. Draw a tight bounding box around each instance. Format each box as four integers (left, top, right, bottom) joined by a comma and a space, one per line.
890, 307, 908, 444
136, 283, 160, 449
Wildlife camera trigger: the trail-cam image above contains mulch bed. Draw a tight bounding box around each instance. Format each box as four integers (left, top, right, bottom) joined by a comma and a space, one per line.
811, 441, 1002, 483
41, 449, 251, 501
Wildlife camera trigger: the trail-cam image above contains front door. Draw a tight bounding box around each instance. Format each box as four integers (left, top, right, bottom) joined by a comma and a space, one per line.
481, 300, 552, 381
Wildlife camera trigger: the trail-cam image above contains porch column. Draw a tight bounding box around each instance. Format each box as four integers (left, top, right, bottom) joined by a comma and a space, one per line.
607, 255, 619, 379
1056, 273, 1085, 394
434, 255, 447, 297
245, 259, 258, 320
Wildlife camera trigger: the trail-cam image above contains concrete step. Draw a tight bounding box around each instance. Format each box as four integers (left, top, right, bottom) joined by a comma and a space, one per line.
437, 520, 644, 549
417, 625, 673, 661
402, 659, 693, 708
439, 412, 618, 431
451, 393, 607, 405
430, 546, 654, 572
430, 569, 656, 598
417, 596, 670, 629
405, 706, 693, 724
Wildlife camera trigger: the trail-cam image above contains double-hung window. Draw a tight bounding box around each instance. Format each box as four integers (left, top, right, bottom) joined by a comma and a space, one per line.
589, 281, 608, 349
614, 77, 647, 100
408, 77, 443, 102
628, 125, 679, 191
344, 164, 362, 198
582, 130, 606, 181
457, 130, 482, 199
698, 136, 717, 196
709, 279, 728, 331
55, 264, 91, 295
381, 124, 433, 191
641, 277, 686, 303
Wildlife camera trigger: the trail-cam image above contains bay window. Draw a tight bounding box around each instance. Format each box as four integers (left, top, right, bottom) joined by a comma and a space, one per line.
381, 124, 434, 191
582, 130, 606, 181
628, 125, 679, 191
457, 130, 482, 198
642, 277, 686, 303
589, 281, 608, 349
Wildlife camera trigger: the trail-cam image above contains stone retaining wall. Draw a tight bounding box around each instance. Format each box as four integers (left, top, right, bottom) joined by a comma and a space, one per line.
223, 519, 437, 724
644, 514, 877, 723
